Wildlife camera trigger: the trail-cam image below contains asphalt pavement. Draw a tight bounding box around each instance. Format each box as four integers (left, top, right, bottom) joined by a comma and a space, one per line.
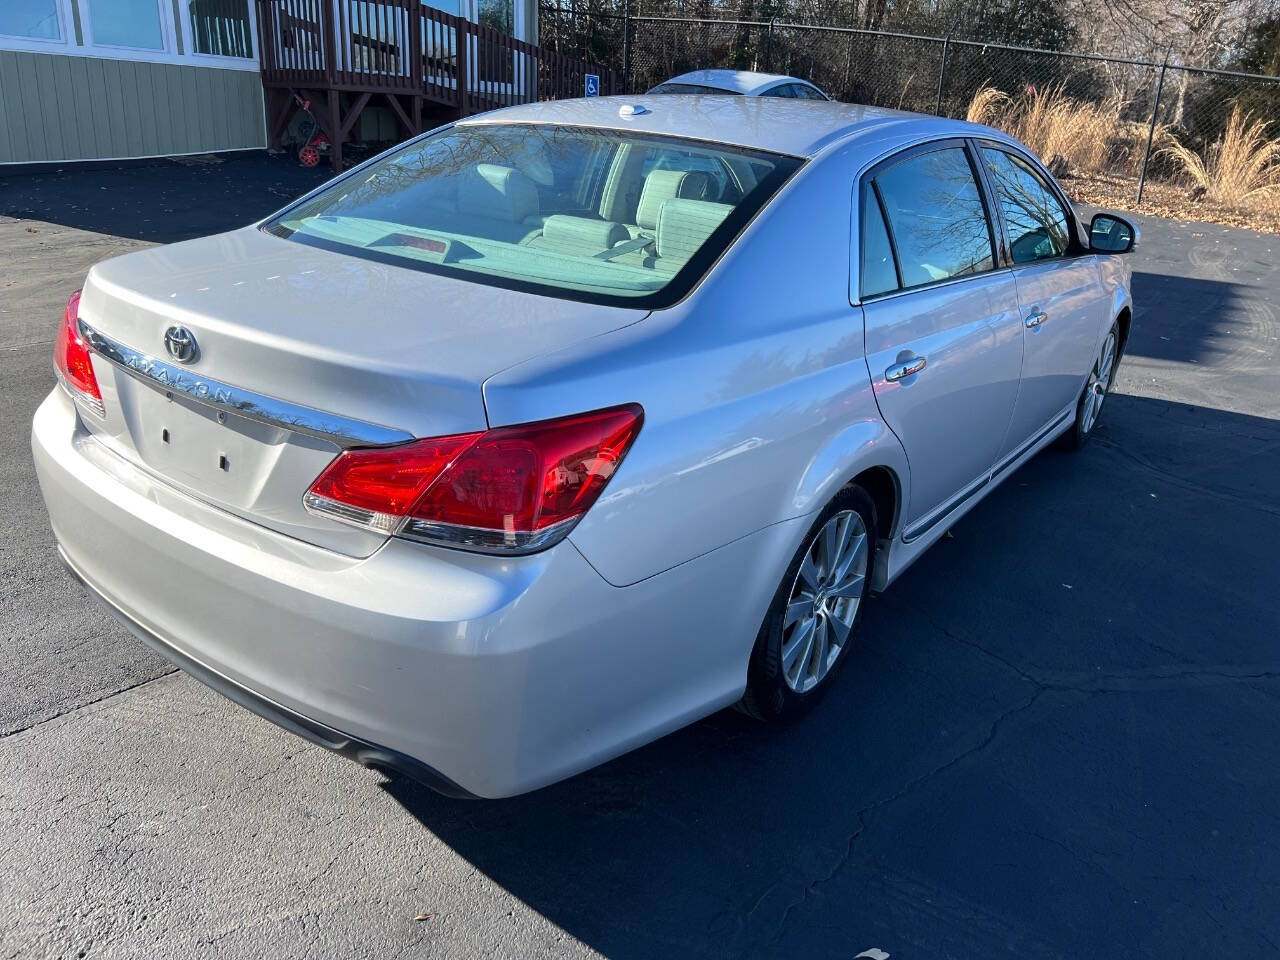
2, 154, 1278, 959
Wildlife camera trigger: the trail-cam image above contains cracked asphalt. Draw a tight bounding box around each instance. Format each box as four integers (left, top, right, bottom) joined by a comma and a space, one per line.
2, 154, 1279, 959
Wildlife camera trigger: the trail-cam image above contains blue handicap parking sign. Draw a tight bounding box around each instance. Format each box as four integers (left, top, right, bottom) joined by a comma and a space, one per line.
585, 74, 600, 97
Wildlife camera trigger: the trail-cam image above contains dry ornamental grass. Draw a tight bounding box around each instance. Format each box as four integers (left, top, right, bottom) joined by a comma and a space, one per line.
1161, 107, 1280, 206
964, 86, 1280, 233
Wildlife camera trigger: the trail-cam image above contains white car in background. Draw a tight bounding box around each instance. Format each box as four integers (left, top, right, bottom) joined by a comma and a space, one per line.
647, 69, 830, 100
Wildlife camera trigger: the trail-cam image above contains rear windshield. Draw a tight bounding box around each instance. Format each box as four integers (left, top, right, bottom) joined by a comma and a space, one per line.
265, 124, 801, 307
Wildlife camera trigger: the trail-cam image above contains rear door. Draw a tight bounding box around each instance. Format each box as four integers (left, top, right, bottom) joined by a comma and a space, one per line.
858, 140, 1024, 539
977, 143, 1106, 458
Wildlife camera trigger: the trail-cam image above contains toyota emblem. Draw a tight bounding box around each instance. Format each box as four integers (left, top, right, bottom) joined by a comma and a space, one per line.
163, 325, 199, 364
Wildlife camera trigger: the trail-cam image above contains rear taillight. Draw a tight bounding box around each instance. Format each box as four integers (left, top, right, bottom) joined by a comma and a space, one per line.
304, 404, 644, 554
54, 290, 105, 417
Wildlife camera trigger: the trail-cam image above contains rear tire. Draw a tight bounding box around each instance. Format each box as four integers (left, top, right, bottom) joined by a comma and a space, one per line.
1061, 321, 1120, 450
739, 486, 877, 721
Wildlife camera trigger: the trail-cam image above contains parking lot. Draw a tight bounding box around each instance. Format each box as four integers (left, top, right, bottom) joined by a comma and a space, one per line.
2, 154, 1278, 959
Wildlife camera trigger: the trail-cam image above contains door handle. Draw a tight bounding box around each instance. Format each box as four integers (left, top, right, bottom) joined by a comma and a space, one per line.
1025, 310, 1049, 329
885, 356, 927, 381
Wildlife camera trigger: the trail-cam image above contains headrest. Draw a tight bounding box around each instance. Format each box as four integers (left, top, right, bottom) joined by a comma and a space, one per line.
540, 215, 629, 252
636, 170, 710, 230
655, 199, 733, 261
457, 164, 539, 223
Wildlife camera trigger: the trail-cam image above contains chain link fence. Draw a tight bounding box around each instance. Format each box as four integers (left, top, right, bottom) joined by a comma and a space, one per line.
539, 7, 1280, 224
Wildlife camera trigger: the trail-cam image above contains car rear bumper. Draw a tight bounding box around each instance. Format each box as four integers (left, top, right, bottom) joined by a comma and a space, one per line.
33, 388, 796, 797
58, 545, 477, 796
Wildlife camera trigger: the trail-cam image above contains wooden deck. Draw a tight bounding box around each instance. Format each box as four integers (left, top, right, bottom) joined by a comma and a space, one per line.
255, 0, 620, 169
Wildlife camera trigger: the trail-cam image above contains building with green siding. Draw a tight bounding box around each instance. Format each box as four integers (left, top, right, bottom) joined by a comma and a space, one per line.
0, 0, 541, 165
1, 0, 267, 164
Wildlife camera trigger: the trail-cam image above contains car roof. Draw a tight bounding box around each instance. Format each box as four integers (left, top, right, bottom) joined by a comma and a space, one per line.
656, 69, 817, 95
459, 95, 998, 160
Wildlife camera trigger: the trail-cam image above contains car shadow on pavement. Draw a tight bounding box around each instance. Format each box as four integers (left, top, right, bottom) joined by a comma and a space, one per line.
1128, 270, 1257, 366
382, 393, 1280, 960
0, 153, 330, 243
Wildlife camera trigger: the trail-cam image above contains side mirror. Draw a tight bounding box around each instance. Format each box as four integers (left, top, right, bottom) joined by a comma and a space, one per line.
1090, 213, 1138, 253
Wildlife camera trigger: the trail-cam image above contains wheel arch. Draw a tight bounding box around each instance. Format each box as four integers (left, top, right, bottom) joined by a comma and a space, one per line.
1115, 304, 1132, 357
790, 417, 909, 591
845, 464, 900, 545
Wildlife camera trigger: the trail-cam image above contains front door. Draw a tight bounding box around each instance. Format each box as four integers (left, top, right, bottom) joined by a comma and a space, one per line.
978, 145, 1105, 458
859, 142, 1024, 538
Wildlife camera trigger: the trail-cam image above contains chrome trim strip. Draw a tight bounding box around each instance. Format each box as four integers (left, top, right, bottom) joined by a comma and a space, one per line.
901, 409, 1074, 544
902, 474, 989, 543
78, 319, 414, 448
399, 515, 579, 555
991, 409, 1073, 481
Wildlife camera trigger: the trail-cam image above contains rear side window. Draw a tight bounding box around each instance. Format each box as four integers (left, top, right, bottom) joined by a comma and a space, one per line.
869, 146, 995, 290
981, 148, 1071, 263
792, 84, 827, 101
860, 184, 898, 297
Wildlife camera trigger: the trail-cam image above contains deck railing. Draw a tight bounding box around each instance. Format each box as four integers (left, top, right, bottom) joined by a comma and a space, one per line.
256, 0, 618, 110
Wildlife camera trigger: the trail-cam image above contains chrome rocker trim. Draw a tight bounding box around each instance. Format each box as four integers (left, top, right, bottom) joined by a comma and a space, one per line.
78, 319, 414, 449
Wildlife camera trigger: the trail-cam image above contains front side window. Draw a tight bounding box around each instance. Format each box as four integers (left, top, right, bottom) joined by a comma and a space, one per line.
88, 0, 165, 49
982, 148, 1072, 264
189, 0, 253, 58
1, 0, 62, 39
265, 124, 801, 307
871, 146, 995, 289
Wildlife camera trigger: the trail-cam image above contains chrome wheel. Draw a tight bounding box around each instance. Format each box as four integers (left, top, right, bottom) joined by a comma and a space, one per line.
1081, 330, 1117, 435
780, 510, 868, 694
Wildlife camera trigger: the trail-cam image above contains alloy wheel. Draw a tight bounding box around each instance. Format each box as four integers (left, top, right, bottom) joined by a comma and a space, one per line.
1081, 330, 1117, 435
780, 510, 869, 693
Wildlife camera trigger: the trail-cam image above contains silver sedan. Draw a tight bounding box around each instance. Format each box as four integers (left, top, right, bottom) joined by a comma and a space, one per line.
647, 69, 830, 100
32, 96, 1135, 798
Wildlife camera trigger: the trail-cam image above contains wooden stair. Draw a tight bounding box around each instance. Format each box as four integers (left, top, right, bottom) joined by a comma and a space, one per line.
256, 0, 620, 170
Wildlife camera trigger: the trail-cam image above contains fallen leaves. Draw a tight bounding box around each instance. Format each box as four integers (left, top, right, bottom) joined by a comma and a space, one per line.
1064, 171, 1280, 234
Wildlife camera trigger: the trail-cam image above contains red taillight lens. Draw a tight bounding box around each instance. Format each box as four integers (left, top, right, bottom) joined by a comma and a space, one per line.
54, 290, 105, 416
304, 404, 643, 553
305, 432, 481, 533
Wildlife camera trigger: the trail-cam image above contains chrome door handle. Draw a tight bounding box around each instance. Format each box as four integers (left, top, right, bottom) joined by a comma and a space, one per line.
885, 356, 927, 381
1025, 311, 1049, 329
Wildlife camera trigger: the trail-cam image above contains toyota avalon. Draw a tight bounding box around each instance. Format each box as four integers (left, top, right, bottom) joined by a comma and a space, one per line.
32, 96, 1136, 798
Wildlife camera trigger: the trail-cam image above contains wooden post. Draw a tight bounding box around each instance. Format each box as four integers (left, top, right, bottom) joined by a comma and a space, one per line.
409, 0, 423, 94
320, 0, 336, 84
457, 19, 469, 114
328, 90, 343, 171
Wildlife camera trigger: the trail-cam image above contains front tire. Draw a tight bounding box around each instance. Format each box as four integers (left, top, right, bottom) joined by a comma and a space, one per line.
1062, 322, 1120, 450
739, 487, 877, 721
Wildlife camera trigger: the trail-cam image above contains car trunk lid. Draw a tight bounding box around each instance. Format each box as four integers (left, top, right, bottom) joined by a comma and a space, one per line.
76, 227, 647, 557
